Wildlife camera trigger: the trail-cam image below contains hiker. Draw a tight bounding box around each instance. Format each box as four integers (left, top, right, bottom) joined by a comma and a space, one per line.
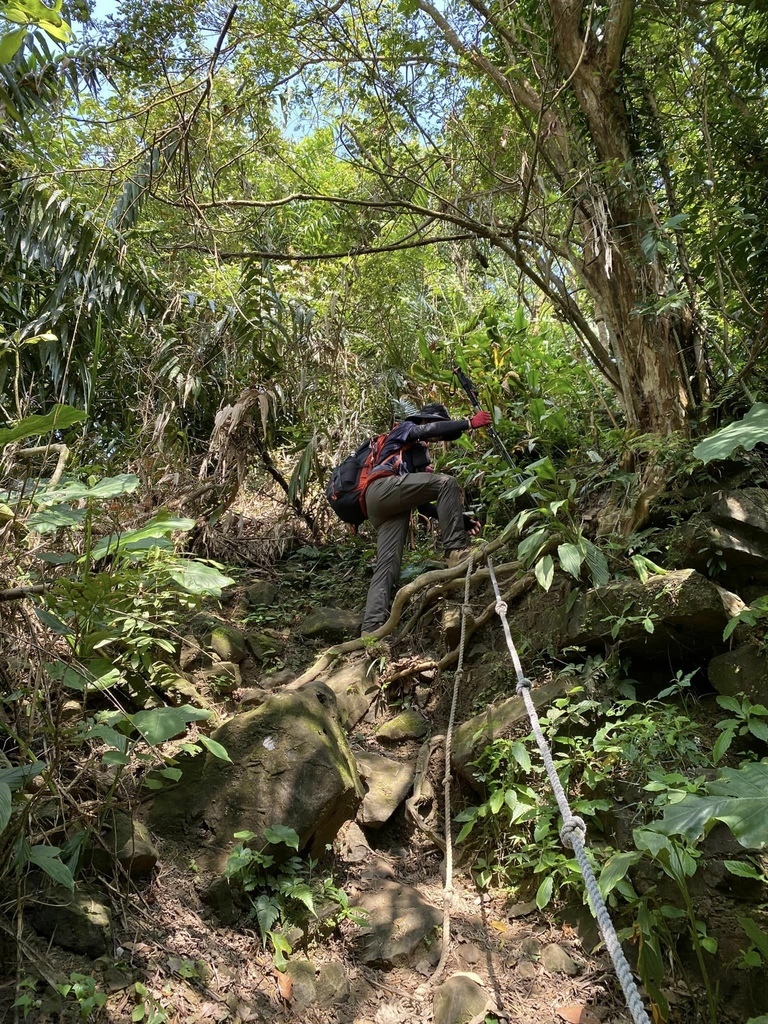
360, 402, 492, 636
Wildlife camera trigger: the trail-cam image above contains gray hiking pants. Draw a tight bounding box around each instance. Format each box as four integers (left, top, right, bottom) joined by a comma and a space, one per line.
361, 473, 467, 635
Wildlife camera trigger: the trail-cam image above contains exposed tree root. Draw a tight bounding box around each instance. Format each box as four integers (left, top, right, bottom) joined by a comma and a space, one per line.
290, 521, 522, 687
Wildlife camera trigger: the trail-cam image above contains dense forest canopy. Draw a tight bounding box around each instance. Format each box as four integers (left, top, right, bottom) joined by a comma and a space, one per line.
1, 0, 767, 468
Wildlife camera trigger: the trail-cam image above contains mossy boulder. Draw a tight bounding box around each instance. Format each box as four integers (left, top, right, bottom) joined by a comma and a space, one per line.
210, 624, 246, 663
149, 682, 364, 863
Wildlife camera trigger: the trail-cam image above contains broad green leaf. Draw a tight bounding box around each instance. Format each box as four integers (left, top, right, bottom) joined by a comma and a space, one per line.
655, 761, 768, 849
46, 473, 139, 502
101, 751, 130, 767
26, 505, 87, 533
264, 824, 300, 850
693, 403, 768, 464
534, 554, 554, 592
130, 705, 211, 746
507, 740, 531, 772
716, 695, 744, 714
0, 27, 26, 62
0, 781, 12, 833
584, 541, 610, 586
34, 607, 73, 636
199, 735, 232, 762
517, 529, 549, 566
268, 929, 291, 970
598, 850, 642, 897
166, 559, 234, 597
740, 917, 768, 958
535, 874, 553, 909
712, 726, 735, 764
0, 405, 85, 447
84, 724, 129, 754
0, 761, 45, 790
48, 658, 121, 692
724, 860, 764, 881
27, 845, 75, 891
89, 512, 194, 561
558, 542, 583, 579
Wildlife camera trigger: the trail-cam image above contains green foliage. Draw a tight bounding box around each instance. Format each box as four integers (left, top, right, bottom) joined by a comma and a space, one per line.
131, 982, 169, 1024
713, 695, 768, 762
0, 403, 85, 445
655, 760, 768, 849
56, 972, 107, 1020
503, 458, 610, 592
722, 594, 768, 641
223, 827, 362, 969
693, 404, 768, 464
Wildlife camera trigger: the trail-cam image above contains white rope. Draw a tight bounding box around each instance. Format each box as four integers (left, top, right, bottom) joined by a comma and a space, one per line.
487, 556, 652, 1024
431, 551, 474, 986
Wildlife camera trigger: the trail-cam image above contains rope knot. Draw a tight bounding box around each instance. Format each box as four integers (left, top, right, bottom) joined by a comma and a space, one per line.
495, 600, 508, 616
560, 815, 587, 849
515, 677, 532, 694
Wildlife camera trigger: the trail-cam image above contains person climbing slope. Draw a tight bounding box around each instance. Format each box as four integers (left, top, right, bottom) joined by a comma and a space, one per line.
360, 402, 492, 636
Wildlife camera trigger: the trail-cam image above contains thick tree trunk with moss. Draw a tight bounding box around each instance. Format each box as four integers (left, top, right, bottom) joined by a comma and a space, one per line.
547, 0, 696, 433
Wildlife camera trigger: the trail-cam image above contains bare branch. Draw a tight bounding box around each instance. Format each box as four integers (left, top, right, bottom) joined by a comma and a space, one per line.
417, 0, 541, 115
603, 0, 635, 71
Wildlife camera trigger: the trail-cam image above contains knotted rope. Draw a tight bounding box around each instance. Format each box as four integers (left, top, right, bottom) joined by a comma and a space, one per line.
487, 556, 651, 1024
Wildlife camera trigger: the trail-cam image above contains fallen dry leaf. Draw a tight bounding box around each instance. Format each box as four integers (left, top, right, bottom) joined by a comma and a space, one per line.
275, 969, 293, 1002
555, 1004, 600, 1024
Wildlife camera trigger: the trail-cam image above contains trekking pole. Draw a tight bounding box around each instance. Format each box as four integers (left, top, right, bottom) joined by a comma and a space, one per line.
453, 366, 519, 472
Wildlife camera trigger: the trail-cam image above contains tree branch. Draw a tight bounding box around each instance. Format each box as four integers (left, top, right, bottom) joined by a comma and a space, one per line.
417, 0, 542, 115
603, 0, 635, 72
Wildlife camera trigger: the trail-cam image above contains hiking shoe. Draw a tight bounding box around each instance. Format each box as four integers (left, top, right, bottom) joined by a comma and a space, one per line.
446, 547, 472, 569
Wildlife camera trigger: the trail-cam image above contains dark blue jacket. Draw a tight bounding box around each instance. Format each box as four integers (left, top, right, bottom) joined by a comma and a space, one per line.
368, 418, 469, 483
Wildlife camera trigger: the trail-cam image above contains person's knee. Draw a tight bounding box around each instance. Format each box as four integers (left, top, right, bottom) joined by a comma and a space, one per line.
437, 474, 461, 498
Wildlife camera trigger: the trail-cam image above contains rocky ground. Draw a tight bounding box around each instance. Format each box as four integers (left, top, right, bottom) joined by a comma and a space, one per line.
5, 480, 768, 1023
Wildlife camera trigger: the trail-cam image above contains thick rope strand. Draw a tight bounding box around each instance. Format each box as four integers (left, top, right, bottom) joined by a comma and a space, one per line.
487, 557, 652, 1024
431, 552, 474, 986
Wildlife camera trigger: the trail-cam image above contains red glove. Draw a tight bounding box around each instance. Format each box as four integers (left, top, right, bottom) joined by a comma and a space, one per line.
469, 410, 492, 429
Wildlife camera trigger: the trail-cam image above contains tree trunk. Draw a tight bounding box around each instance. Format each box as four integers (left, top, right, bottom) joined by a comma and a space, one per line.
548, 0, 695, 434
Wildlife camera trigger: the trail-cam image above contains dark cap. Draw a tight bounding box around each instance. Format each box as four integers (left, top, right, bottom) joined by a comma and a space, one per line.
406, 402, 450, 423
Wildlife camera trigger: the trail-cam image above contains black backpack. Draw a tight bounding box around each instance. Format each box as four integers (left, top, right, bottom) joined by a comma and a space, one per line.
325, 434, 388, 527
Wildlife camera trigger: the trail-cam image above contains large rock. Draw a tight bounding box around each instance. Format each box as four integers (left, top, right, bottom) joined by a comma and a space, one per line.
566, 569, 733, 654
376, 710, 429, 742
433, 974, 488, 1024
317, 660, 378, 729
708, 644, 768, 706
354, 880, 442, 966
452, 675, 575, 786
298, 607, 362, 641
246, 579, 278, 607
667, 488, 768, 586
26, 887, 111, 956
356, 752, 415, 828
90, 809, 158, 878
148, 682, 364, 863
210, 624, 246, 664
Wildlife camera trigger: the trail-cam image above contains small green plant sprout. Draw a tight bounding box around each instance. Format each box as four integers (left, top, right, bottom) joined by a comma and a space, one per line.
132, 982, 169, 1023
735, 917, 768, 969
722, 593, 768, 641
56, 972, 107, 1019
655, 667, 698, 702
12, 976, 41, 1020
713, 694, 768, 763
223, 824, 357, 968
603, 597, 659, 640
